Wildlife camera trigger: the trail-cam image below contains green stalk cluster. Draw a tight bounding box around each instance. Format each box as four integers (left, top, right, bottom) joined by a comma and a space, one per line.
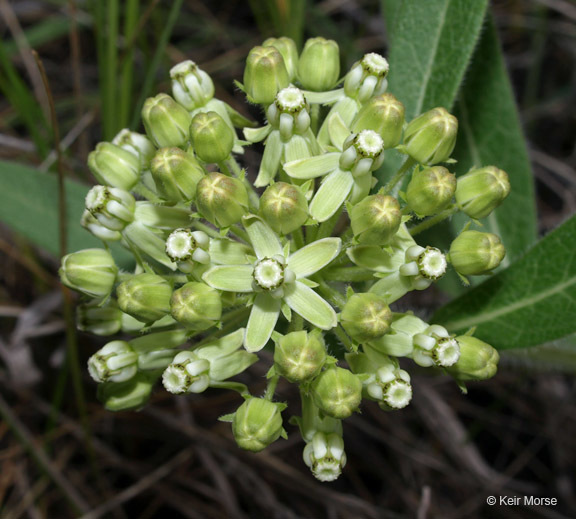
61, 38, 509, 482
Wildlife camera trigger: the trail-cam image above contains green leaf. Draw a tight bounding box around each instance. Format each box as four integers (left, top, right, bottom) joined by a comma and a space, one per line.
433, 215, 576, 350
378, 0, 489, 183
0, 160, 130, 265
451, 17, 537, 263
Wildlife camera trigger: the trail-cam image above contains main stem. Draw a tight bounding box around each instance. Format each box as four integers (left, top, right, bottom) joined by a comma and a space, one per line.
409, 205, 459, 236
382, 157, 416, 195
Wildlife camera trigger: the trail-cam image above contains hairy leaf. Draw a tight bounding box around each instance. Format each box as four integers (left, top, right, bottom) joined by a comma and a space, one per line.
433, 215, 576, 349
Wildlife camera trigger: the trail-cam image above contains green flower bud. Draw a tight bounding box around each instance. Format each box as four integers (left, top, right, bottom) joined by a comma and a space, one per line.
85, 185, 135, 232
339, 130, 386, 176
150, 147, 205, 202
142, 93, 191, 148
88, 340, 138, 383
170, 282, 222, 329
112, 129, 156, 169
403, 108, 458, 165
455, 166, 511, 219
165, 228, 210, 273
97, 372, 155, 412
340, 292, 392, 343
259, 182, 308, 235
81, 210, 122, 242
116, 273, 172, 323
170, 60, 215, 110
352, 93, 405, 149
77, 300, 122, 336
243, 46, 290, 105
274, 330, 327, 383
344, 52, 389, 102
446, 335, 499, 381
406, 166, 456, 217
350, 194, 401, 245
297, 37, 340, 92
449, 230, 506, 275
87, 142, 140, 190
190, 111, 235, 163
263, 37, 299, 81
311, 367, 362, 419
162, 351, 211, 394
196, 172, 249, 227
59, 248, 118, 300
232, 398, 285, 452
303, 431, 346, 482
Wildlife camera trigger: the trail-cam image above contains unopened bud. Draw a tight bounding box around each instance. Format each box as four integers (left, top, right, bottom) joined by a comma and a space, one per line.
455, 166, 510, 219
232, 398, 285, 452
112, 129, 156, 169
341, 293, 392, 343
352, 93, 404, 149
59, 248, 118, 300
450, 230, 506, 275
170, 282, 222, 329
259, 182, 308, 235
311, 367, 362, 419
406, 166, 456, 217
264, 37, 299, 81
446, 335, 499, 381
85, 185, 135, 232
350, 194, 401, 245
196, 172, 249, 227
190, 111, 235, 163
88, 142, 140, 190
77, 301, 123, 336
116, 273, 172, 323
344, 52, 389, 102
170, 60, 215, 110
243, 46, 290, 105
298, 37, 340, 92
303, 431, 346, 482
274, 330, 327, 383
142, 93, 191, 148
88, 341, 138, 383
150, 147, 204, 202
403, 108, 458, 165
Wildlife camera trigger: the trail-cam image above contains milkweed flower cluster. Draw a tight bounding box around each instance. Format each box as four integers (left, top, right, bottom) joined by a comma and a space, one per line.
60, 36, 509, 483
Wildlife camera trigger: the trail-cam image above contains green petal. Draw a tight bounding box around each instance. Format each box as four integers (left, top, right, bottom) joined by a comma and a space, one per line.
194, 328, 245, 359
328, 112, 351, 151
288, 237, 341, 278
309, 169, 353, 222
123, 222, 176, 270
255, 130, 283, 187
284, 134, 311, 163
244, 124, 271, 143
242, 215, 282, 259
301, 89, 344, 104
284, 281, 337, 330
209, 239, 252, 265
348, 173, 374, 204
284, 152, 340, 180
202, 265, 254, 292
245, 292, 281, 352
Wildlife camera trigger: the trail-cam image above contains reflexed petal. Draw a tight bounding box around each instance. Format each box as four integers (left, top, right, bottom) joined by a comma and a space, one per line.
255, 130, 282, 187
244, 293, 281, 352
284, 282, 337, 330
209, 239, 252, 265
194, 328, 245, 359
301, 89, 344, 104
288, 238, 342, 278
202, 265, 254, 292
309, 169, 353, 222
284, 153, 340, 179
243, 215, 282, 259
123, 222, 176, 270
328, 112, 351, 151
244, 124, 271, 143
284, 135, 311, 163
348, 173, 373, 204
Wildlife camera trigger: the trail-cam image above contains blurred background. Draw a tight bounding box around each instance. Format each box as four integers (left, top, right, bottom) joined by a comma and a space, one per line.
1, 0, 575, 517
